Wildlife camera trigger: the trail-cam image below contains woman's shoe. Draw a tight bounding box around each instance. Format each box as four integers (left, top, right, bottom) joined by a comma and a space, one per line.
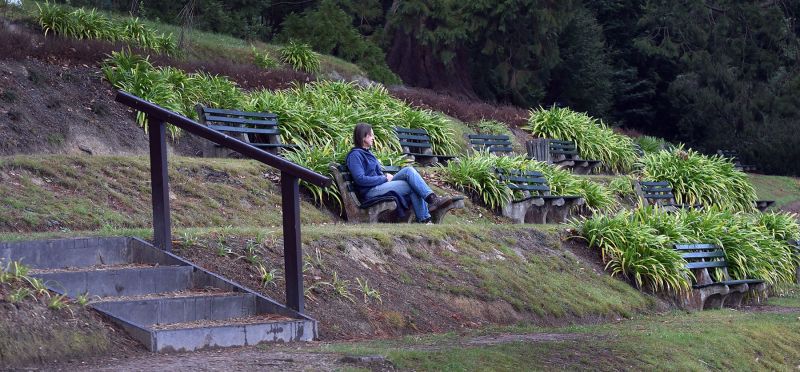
426, 194, 452, 212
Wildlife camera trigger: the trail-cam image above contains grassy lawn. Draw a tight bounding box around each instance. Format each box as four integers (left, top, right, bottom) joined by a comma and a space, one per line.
6, 1, 365, 80
748, 173, 800, 209
319, 286, 800, 370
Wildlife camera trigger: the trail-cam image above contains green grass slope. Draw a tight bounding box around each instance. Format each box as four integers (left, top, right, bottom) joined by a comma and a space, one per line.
0, 155, 336, 233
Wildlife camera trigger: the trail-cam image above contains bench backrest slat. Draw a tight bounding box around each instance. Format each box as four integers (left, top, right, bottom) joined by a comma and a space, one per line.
202, 107, 277, 119
681, 251, 725, 259
469, 133, 514, 155
495, 168, 552, 197
204, 115, 278, 127
206, 125, 279, 135
395, 127, 433, 151
638, 180, 678, 207
399, 140, 432, 148
674, 243, 718, 250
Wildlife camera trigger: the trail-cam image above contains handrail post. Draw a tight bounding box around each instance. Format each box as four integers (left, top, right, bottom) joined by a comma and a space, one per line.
149, 118, 172, 252
281, 172, 303, 313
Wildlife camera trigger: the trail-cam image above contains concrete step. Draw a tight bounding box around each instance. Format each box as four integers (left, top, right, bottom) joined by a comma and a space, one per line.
1, 237, 317, 351
92, 291, 258, 326
146, 316, 309, 352
33, 265, 195, 298
1, 237, 131, 269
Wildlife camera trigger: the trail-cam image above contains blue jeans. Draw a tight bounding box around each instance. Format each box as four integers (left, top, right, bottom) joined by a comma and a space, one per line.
365, 166, 433, 222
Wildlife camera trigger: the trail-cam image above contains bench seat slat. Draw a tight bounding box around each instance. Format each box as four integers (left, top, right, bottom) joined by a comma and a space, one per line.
205, 115, 278, 126
641, 187, 673, 193
686, 261, 728, 269
722, 279, 764, 286
508, 184, 551, 192
542, 195, 581, 200
358, 195, 397, 209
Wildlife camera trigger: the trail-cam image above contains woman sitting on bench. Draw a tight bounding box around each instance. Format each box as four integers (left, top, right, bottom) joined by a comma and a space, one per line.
346, 123, 456, 223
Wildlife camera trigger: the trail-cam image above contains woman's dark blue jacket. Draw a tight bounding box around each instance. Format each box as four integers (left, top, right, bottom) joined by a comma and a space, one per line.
345, 147, 410, 218
345, 147, 386, 200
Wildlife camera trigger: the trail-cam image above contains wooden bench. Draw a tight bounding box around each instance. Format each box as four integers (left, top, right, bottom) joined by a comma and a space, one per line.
467, 134, 514, 155
754, 200, 775, 212
329, 163, 464, 224
525, 139, 601, 174
394, 127, 457, 166
196, 105, 297, 157
674, 243, 767, 310
495, 168, 584, 224
636, 181, 702, 212
716, 150, 757, 172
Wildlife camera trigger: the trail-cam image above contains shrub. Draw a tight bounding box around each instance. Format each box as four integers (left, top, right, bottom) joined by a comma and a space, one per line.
34, 2, 177, 55
634, 135, 673, 154
637, 146, 757, 212
473, 119, 512, 136
573, 207, 799, 293
608, 175, 636, 199
443, 153, 512, 209
252, 47, 280, 69
444, 153, 616, 212
526, 106, 637, 173
279, 41, 320, 74
574, 208, 690, 293
248, 81, 460, 155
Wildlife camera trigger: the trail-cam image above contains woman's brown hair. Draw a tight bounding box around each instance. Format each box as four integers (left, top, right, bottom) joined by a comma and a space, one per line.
352, 122, 373, 148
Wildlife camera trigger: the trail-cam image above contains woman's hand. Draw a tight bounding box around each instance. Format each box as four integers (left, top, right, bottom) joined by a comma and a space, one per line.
386, 173, 393, 182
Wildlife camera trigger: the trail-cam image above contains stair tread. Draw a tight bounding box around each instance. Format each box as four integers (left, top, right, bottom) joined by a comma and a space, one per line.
30, 263, 181, 274
151, 313, 297, 330
91, 288, 239, 303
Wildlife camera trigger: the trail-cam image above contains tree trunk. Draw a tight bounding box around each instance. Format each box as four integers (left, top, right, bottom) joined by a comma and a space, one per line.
386, 29, 477, 100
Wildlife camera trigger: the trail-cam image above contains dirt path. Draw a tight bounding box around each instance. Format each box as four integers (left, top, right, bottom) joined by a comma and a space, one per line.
41, 305, 799, 371
44, 332, 595, 371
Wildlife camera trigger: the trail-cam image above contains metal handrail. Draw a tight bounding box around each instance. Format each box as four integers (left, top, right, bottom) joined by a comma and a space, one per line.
114, 90, 328, 313
115, 91, 330, 187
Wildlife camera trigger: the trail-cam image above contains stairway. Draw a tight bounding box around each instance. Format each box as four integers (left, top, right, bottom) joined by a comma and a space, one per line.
0, 237, 316, 352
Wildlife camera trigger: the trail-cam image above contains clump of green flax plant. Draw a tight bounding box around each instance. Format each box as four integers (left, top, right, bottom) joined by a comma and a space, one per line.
35, 1, 177, 55
443, 152, 617, 212
637, 145, 757, 212
279, 41, 320, 73
526, 105, 638, 174
572, 207, 799, 294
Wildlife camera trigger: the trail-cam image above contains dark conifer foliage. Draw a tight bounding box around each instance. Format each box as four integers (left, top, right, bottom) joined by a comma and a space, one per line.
41, 0, 800, 174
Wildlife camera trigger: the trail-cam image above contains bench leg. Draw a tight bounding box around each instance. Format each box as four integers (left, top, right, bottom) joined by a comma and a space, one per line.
723, 284, 748, 308
431, 199, 465, 224
747, 283, 768, 305
678, 291, 704, 311
501, 201, 529, 224
704, 293, 726, 310
525, 205, 548, 224
547, 206, 570, 224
